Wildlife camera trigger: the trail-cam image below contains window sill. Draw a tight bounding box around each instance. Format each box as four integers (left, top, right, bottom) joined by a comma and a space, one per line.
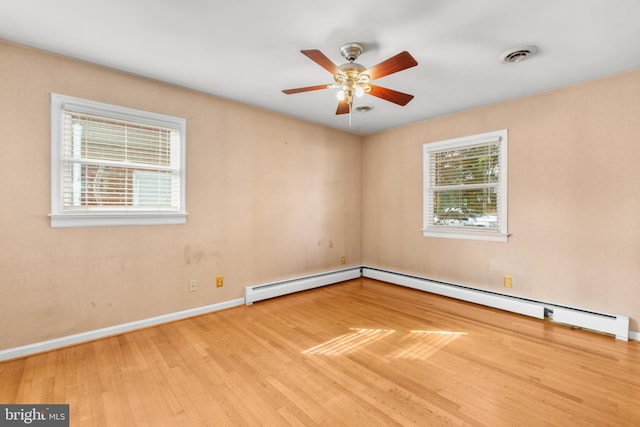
50, 212, 188, 228
422, 228, 509, 242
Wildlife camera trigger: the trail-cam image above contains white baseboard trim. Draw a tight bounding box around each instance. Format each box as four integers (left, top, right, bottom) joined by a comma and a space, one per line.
550, 307, 629, 341
362, 267, 631, 341
0, 297, 245, 362
363, 267, 545, 319
244, 265, 638, 342
245, 267, 362, 305
3, 267, 637, 362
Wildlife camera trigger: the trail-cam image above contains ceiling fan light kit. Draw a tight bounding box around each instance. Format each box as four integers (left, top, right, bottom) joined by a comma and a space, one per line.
282, 42, 418, 122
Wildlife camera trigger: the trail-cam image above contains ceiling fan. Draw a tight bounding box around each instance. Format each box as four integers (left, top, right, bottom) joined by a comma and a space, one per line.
282, 42, 418, 115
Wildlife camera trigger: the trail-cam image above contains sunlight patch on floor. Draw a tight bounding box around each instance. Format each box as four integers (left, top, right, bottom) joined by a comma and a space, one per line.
302, 328, 468, 358
302, 328, 396, 355
389, 330, 468, 360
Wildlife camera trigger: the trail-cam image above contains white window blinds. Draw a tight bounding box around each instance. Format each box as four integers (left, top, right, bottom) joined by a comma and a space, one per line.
423, 130, 508, 242
61, 111, 179, 211
50, 94, 187, 227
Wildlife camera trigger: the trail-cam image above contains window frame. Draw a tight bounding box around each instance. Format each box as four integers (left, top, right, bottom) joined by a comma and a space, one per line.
423, 129, 508, 242
50, 94, 187, 228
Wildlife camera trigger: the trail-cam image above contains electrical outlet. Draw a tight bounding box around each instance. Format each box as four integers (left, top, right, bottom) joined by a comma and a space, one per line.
216, 276, 224, 288
189, 280, 197, 293
504, 276, 513, 288
340, 256, 346, 265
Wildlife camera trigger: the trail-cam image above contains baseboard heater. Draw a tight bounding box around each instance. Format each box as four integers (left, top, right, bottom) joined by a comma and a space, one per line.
245, 267, 361, 305
362, 267, 630, 341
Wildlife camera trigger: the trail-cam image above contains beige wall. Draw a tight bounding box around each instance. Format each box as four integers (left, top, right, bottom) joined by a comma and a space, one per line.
2, 39, 639, 351
363, 69, 640, 330
0, 41, 363, 349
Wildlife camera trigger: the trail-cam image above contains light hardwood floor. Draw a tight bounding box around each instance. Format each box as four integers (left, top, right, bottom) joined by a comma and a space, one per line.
2, 278, 639, 426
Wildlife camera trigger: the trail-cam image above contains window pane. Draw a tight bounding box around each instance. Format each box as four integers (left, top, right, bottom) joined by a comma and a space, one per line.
434, 144, 499, 186
423, 129, 507, 241
62, 163, 175, 209
433, 187, 499, 229
51, 94, 187, 227
67, 113, 172, 166
61, 110, 178, 211
133, 171, 173, 206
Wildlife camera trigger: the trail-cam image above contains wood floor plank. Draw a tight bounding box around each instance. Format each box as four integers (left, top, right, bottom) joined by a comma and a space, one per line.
1, 278, 639, 426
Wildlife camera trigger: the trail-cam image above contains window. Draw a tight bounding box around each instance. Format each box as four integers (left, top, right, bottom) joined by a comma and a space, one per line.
423, 129, 508, 242
50, 94, 187, 227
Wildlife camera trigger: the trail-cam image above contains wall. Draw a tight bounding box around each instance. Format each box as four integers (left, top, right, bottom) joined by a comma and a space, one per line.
0, 41, 363, 350
2, 37, 638, 352
363, 69, 640, 330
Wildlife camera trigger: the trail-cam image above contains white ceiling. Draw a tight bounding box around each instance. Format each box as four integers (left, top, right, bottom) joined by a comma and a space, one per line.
1, 0, 640, 135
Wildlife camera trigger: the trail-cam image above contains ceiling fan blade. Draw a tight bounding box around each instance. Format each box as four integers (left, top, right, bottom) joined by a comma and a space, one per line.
336, 99, 350, 115
282, 84, 332, 94
301, 49, 342, 75
368, 84, 414, 106
365, 51, 418, 81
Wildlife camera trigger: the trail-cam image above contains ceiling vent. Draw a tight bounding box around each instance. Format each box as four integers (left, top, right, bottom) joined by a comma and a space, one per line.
500, 46, 538, 63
